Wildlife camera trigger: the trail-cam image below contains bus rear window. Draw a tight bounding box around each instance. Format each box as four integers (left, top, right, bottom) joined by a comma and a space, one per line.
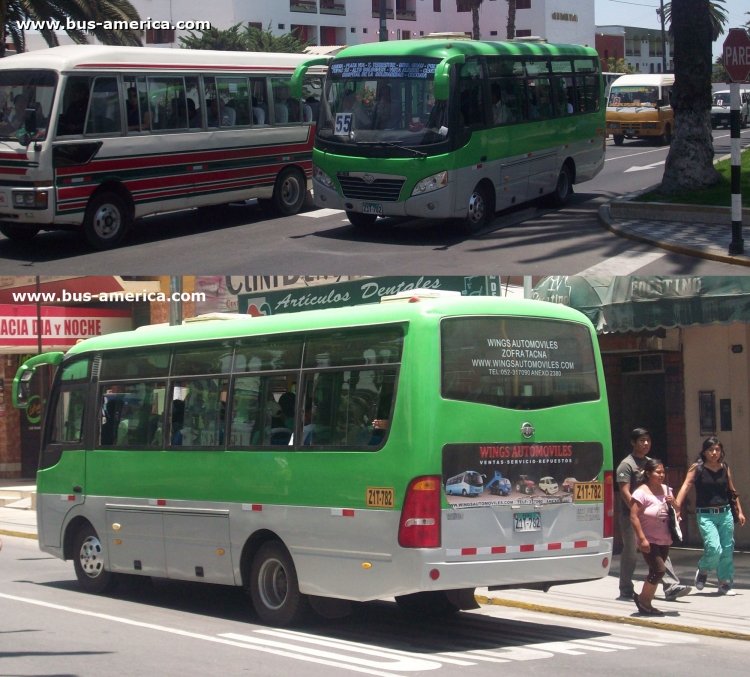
441, 316, 599, 409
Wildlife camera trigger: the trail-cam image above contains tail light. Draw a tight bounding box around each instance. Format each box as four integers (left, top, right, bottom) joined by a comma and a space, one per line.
603, 470, 614, 538
398, 475, 442, 548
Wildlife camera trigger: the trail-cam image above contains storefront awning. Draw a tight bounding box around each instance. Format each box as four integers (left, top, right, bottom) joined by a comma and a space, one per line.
531, 276, 750, 333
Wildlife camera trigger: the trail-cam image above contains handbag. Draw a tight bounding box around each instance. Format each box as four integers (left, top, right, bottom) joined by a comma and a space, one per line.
728, 489, 740, 524
667, 503, 683, 543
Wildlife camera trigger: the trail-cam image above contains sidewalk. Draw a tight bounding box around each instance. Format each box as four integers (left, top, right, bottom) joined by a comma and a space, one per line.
2, 494, 748, 640
600, 198, 750, 266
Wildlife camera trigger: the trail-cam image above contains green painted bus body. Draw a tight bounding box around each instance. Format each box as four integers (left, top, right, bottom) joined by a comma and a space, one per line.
27, 295, 613, 611
306, 39, 605, 227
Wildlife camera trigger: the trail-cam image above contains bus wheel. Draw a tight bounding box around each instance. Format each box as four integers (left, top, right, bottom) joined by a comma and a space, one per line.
83, 191, 130, 250
72, 523, 117, 594
546, 163, 573, 207
346, 211, 378, 229
0, 223, 40, 242
272, 167, 306, 216
249, 541, 309, 626
459, 182, 492, 234
396, 591, 462, 617
613, 135, 624, 146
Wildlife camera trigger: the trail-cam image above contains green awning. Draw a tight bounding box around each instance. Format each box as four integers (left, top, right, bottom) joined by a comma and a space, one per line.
531, 276, 750, 333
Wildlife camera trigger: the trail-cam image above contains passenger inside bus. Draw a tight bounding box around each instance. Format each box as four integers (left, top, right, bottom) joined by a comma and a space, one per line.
126, 87, 150, 130
58, 80, 90, 135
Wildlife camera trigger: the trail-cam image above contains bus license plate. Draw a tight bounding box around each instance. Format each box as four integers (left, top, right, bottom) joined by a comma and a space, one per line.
574, 482, 603, 502
362, 202, 383, 215
514, 511, 541, 532
366, 487, 394, 508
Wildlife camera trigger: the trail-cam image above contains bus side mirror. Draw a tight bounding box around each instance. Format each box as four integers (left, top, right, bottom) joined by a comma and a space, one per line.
12, 370, 34, 409
291, 57, 332, 99
434, 53, 465, 102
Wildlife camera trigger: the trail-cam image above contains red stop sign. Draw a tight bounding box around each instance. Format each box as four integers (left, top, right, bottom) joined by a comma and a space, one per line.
723, 28, 750, 82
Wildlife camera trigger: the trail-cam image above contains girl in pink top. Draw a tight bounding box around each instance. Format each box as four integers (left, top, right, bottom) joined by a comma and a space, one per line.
630, 458, 675, 616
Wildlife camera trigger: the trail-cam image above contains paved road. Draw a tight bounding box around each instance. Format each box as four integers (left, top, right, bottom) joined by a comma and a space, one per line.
1, 130, 747, 274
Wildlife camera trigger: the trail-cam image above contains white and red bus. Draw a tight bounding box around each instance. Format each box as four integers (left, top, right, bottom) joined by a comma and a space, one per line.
0, 45, 324, 249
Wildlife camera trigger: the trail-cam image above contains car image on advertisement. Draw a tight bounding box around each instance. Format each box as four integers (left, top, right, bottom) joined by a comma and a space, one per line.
539, 476, 559, 495
562, 477, 578, 493
514, 474, 536, 495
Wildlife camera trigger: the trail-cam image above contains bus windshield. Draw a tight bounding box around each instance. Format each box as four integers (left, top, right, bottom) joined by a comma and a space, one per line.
0, 69, 57, 142
441, 316, 600, 409
608, 85, 659, 108
317, 58, 449, 152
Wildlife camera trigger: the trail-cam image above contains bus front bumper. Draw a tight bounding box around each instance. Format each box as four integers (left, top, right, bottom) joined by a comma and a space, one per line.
313, 180, 457, 221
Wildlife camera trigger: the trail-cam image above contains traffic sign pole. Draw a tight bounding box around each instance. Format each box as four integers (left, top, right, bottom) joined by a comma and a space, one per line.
728, 83, 744, 255
722, 28, 749, 255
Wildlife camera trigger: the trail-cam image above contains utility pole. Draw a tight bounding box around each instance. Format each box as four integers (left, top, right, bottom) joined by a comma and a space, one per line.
658, 0, 667, 72
169, 277, 183, 326
379, 0, 388, 42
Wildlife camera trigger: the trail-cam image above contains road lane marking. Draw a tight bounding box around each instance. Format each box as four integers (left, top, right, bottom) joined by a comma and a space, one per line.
577, 250, 665, 275
300, 208, 343, 218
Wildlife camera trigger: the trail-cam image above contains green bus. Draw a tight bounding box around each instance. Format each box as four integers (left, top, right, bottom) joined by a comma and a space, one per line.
13, 291, 614, 626
293, 38, 605, 233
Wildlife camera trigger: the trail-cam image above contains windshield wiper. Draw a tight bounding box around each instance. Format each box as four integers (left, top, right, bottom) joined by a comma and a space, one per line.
356, 141, 427, 158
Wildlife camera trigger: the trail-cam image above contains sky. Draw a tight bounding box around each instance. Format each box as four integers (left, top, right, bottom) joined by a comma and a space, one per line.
594, 0, 748, 60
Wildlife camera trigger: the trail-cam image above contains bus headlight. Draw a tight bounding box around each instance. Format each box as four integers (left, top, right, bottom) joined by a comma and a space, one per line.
313, 165, 335, 189
13, 189, 49, 210
412, 171, 447, 196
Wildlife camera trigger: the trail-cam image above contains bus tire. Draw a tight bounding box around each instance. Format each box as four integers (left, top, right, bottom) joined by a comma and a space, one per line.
395, 591, 461, 617
346, 211, 378, 229
613, 135, 624, 146
249, 541, 309, 626
272, 167, 306, 216
546, 162, 573, 207
459, 182, 493, 234
0, 222, 40, 242
83, 190, 131, 250
72, 523, 117, 594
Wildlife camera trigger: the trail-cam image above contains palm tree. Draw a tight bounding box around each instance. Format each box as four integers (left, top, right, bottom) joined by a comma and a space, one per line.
457, 0, 484, 40
179, 24, 307, 54
1, 0, 142, 57
661, 0, 721, 193
506, 0, 516, 40
662, 1, 728, 41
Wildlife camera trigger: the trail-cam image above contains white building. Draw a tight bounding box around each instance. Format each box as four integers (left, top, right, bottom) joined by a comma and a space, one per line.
109, 0, 595, 49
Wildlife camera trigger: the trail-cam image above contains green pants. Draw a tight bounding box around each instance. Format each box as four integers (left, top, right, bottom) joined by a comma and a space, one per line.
696, 509, 735, 583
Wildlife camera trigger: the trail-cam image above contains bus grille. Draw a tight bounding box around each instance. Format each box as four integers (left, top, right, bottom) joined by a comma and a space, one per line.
337, 175, 405, 202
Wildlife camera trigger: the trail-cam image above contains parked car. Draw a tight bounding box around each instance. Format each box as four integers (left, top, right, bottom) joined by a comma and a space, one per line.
514, 474, 536, 495
539, 476, 559, 495
710, 89, 749, 129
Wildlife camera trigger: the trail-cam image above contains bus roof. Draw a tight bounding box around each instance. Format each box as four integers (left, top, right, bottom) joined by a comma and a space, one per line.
63, 295, 593, 357
329, 38, 598, 62
0, 45, 314, 73
610, 73, 674, 87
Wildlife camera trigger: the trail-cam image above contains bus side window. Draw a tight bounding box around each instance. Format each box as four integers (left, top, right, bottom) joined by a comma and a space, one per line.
57, 77, 91, 136
50, 388, 87, 444
85, 76, 121, 135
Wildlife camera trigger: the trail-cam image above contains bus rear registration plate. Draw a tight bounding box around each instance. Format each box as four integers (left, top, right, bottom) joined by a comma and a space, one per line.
574, 482, 603, 502
362, 202, 383, 215
514, 511, 541, 532
366, 487, 394, 508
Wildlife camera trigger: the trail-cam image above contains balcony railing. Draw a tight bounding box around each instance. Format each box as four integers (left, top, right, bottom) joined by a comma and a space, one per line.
396, 9, 416, 20
320, 0, 345, 14
291, 0, 317, 13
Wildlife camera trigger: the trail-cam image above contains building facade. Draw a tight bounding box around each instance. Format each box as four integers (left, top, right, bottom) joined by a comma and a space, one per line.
596, 24, 673, 73
121, 0, 596, 49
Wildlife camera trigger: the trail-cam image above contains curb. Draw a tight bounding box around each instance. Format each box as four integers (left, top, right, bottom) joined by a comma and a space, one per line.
476, 594, 750, 642
598, 204, 750, 267
0, 529, 37, 540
